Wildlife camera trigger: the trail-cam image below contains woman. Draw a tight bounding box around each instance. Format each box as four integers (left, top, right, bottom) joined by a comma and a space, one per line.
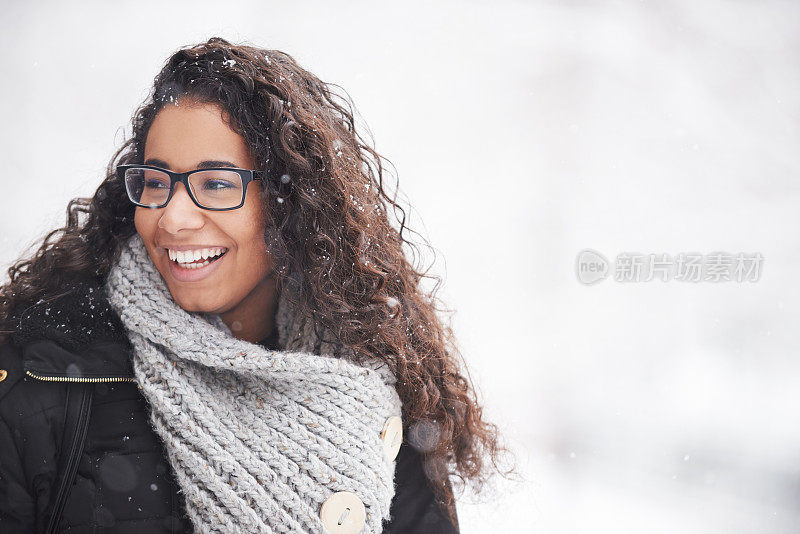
0, 37, 512, 533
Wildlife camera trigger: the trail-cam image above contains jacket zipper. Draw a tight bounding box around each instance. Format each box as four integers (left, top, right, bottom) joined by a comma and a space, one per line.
25, 370, 136, 383
45, 382, 94, 534
25, 372, 132, 530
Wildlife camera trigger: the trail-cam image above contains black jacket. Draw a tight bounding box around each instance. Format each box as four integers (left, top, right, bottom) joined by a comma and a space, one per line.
0, 279, 459, 533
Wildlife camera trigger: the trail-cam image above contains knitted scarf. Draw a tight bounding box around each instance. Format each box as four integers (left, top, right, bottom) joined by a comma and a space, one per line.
104, 233, 402, 533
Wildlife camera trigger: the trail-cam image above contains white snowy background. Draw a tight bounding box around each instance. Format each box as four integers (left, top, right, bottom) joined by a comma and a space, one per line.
1, 1, 799, 532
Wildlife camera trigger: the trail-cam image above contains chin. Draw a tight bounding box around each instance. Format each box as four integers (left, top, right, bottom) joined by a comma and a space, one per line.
165, 285, 217, 313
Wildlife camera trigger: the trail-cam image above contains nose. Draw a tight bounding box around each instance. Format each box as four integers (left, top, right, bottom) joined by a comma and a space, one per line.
157, 182, 205, 233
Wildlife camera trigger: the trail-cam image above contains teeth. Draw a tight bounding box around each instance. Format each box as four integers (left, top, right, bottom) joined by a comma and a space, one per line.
168, 247, 227, 264
177, 259, 211, 269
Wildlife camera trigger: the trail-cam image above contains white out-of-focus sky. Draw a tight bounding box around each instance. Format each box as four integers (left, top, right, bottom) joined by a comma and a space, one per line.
1, 1, 799, 532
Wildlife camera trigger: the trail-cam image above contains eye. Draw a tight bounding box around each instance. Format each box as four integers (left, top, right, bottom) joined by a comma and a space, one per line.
145, 179, 168, 189
204, 180, 236, 190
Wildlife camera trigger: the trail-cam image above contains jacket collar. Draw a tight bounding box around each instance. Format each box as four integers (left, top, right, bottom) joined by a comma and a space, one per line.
10, 278, 135, 380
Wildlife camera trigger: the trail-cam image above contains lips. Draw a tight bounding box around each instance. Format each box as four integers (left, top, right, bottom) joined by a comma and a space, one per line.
166, 247, 229, 282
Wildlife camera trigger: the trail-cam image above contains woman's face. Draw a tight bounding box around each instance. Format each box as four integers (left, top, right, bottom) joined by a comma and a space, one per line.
134, 99, 278, 340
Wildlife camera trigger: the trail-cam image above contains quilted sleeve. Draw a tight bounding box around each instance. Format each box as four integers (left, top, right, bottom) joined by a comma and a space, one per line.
0, 340, 63, 533
0, 412, 36, 532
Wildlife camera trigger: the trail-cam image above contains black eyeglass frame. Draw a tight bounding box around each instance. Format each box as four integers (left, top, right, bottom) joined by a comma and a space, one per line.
117, 164, 268, 211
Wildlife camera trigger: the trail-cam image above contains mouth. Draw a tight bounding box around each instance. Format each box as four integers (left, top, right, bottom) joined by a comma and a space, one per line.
169, 248, 229, 269
165, 247, 230, 282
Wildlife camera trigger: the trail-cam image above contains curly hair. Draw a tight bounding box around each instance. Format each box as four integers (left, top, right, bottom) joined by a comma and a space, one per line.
0, 36, 517, 527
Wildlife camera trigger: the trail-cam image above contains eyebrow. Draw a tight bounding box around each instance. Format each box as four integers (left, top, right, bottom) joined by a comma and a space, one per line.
143, 158, 240, 170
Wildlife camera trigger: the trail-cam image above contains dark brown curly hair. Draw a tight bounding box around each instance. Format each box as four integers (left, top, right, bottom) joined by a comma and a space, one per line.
0, 36, 517, 527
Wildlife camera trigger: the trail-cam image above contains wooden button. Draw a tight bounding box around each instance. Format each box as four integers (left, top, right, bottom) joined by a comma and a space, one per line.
319, 491, 366, 534
0, 369, 7, 382
380, 416, 402, 461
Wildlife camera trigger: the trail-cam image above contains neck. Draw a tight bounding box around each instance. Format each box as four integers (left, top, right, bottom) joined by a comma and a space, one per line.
219, 273, 279, 344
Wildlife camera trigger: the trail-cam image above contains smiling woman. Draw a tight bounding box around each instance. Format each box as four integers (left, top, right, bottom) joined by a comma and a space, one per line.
133, 101, 280, 342
0, 36, 515, 533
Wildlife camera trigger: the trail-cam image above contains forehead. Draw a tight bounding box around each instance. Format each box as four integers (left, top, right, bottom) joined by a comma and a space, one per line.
144, 101, 255, 171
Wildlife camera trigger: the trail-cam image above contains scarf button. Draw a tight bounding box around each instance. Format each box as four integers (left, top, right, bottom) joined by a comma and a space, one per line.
319, 491, 366, 534
380, 416, 403, 461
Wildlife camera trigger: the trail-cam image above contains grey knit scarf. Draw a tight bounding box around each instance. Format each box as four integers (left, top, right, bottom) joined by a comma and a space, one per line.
104, 233, 402, 533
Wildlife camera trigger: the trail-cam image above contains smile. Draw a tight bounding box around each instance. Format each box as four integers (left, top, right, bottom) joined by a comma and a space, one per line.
167, 247, 228, 266
166, 247, 229, 282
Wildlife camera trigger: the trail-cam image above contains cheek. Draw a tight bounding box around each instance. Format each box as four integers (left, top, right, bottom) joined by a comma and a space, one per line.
236, 197, 271, 269
236, 226, 271, 273
231, 220, 272, 279
133, 207, 148, 235
134, 208, 161, 243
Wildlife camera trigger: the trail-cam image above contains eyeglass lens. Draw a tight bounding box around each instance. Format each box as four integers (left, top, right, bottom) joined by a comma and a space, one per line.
124, 167, 245, 209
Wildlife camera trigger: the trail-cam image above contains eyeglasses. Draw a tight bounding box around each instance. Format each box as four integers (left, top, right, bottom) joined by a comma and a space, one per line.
117, 164, 267, 211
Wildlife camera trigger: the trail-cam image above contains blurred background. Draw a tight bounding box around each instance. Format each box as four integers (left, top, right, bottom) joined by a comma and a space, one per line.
2, 1, 798, 532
